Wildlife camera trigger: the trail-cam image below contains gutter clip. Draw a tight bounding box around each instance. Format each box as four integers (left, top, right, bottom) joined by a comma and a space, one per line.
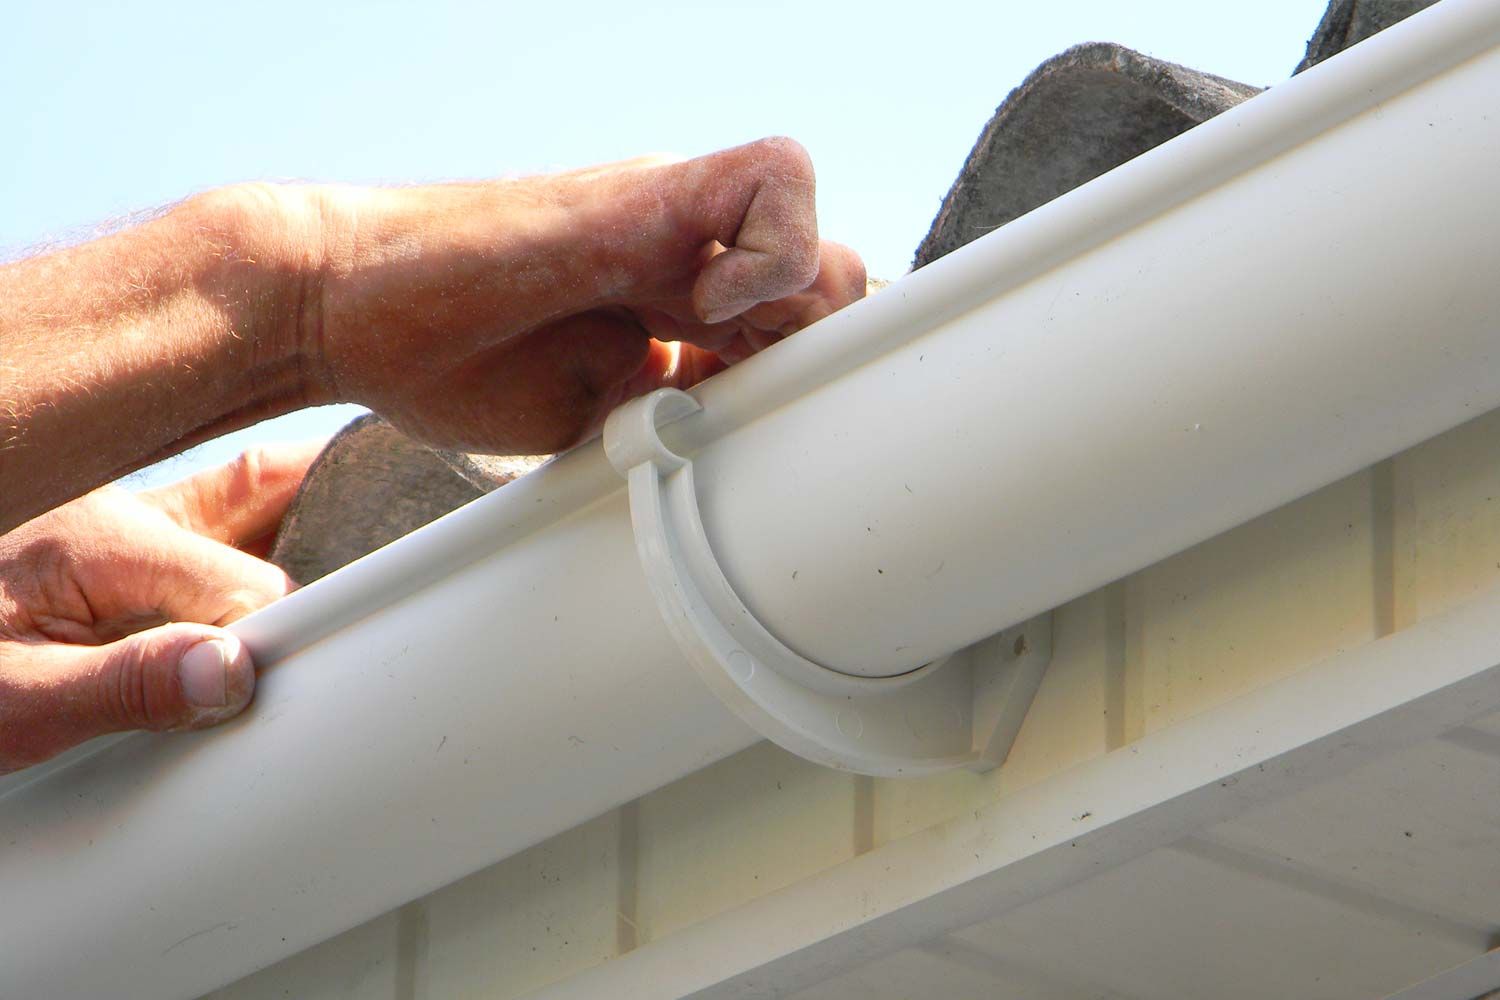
604, 388, 1052, 777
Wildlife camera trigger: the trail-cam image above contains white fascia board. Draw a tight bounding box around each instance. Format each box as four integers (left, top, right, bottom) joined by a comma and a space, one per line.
3, 0, 1500, 996
520, 582, 1500, 1000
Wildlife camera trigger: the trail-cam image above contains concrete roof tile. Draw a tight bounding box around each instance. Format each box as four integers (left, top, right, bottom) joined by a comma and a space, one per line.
270, 0, 1438, 583
913, 43, 1259, 268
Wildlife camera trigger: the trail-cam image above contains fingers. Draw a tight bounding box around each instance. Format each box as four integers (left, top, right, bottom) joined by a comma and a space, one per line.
615, 339, 729, 401
131, 527, 297, 632
0, 625, 255, 774
740, 239, 867, 332
678, 138, 823, 323
639, 239, 867, 361
722, 239, 867, 353
310, 137, 862, 458
141, 441, 325, 553
5, 490, 296, 644
0, 465, 290, 773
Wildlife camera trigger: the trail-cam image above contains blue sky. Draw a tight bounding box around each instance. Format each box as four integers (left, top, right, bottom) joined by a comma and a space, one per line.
4, 0, 1325, 489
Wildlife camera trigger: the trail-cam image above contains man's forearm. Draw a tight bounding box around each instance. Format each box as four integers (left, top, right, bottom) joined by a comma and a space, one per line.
0, 187, 325, 531
1, 140, 861, 534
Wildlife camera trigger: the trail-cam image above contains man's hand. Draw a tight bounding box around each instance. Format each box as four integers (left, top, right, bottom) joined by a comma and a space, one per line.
304, 137, 866, 453
0, 444, 319, 774
0, 137, 865, 528
0, 137, 863, 770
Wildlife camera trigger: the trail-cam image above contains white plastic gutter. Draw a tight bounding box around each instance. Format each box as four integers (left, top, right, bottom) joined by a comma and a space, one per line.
3, 1, 1499, 996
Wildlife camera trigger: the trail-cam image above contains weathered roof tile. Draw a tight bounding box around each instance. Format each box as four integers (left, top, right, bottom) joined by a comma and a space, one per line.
270, 415, 487, 583
1296, 0, 1442, 74
271, 0, 1437, 583
913, 43, 1259, 268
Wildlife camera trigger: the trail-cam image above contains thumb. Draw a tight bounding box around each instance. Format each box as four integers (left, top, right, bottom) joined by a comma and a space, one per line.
9, 625, 257, 766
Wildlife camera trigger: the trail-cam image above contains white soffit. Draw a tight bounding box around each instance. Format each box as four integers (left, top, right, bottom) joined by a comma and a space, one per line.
527, 584, 1500, 1000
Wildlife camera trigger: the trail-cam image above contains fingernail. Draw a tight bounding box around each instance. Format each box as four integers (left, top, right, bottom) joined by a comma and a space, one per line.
702, 300, 754, 325
179, 640, 229, 708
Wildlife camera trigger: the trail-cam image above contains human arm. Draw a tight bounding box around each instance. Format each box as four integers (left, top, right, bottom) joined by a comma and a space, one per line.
0, 137, 865, 532
0, 444, 319, 774
0, 137, 864, 772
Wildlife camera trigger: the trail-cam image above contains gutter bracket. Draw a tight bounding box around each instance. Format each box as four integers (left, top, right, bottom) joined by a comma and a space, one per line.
604, 388, 1052, 777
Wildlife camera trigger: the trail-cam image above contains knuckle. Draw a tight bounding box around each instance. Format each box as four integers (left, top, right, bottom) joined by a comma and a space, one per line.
231, 447, 268, 494
96, 642, 152, 730
95, 637, 182, 732
752, 136, 814, 181
203, 444, 278, 515
769, 242, 819, 293
3, 531, 76, 615
17, 531, 66, 585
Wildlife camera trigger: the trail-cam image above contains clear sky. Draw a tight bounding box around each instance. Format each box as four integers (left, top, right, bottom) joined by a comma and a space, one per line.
4, 0, 1326, 490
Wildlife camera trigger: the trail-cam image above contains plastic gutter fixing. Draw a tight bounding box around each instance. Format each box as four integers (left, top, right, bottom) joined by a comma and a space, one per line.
602, 386, 1055, 776
3, 1, 1500, 996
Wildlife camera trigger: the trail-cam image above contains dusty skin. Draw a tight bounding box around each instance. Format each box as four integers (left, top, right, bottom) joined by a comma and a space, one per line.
0, 137, 866, 773
0, 444, 317, 773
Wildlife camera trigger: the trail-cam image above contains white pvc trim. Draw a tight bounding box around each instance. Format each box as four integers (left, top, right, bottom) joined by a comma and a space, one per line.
520, 582, 1500, 1000
2, 1, 1499, 996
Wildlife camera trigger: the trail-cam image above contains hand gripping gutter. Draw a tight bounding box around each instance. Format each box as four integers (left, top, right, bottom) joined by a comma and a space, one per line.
604, 388, 1052, 777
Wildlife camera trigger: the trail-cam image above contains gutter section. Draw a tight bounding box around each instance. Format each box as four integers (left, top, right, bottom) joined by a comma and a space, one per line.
683, 0, 1500, 674
2, 493, 761, 999
2, 1, 1499, 995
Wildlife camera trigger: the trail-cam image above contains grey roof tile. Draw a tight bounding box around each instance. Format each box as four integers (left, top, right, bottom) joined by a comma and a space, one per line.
270, 414, 487, 584
1296, 0, 1444, 74
270, 0, 1429, 582
913, 43, 1259, 268
271, 414, 546, 583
